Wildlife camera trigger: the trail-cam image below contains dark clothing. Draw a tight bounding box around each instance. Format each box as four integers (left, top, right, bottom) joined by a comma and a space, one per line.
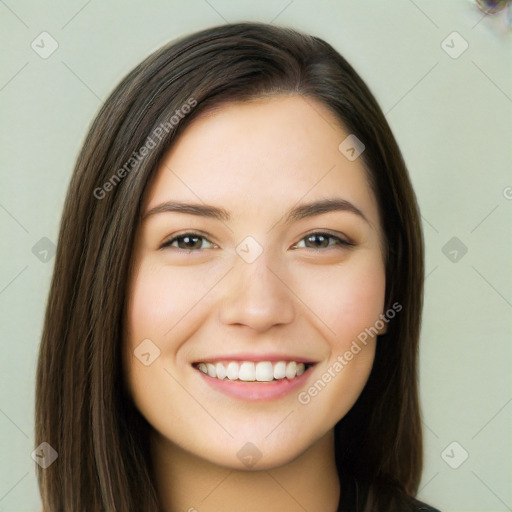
416, 503, 441, 512
336, 497, 441, 511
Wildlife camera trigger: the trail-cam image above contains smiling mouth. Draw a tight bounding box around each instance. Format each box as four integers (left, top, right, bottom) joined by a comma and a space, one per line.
192, 360, 315, 382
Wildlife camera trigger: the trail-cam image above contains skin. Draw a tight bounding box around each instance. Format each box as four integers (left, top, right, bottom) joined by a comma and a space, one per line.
123, 95, 387, 512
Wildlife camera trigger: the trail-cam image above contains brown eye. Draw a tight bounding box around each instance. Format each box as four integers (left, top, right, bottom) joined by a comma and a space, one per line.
295, 232, 353, 250
161, 233, 216, 251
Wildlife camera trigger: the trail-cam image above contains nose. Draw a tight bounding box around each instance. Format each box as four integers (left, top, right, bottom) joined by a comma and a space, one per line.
218, 252, 296, 332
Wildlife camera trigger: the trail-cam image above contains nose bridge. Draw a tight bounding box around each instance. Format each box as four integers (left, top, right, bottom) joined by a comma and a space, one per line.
218, 247, 295, 331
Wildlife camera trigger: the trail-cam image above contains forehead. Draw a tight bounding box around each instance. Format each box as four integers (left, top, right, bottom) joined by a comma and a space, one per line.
144, 95, 380, 227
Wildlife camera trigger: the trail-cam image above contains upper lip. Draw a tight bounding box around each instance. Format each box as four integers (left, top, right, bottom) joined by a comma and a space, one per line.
192, 353, 317, 364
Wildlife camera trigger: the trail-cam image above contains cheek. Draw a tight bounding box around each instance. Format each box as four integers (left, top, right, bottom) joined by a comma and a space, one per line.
123, 263, 184, 385
337, 266, 386, 338
292, 254, 386, 343
123, 262, 190, 422
291, 258, 385, 423
123, 260, 222, 394
126, 261, 206, 344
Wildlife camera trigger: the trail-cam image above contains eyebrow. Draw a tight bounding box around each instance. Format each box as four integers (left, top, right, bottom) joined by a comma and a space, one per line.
142, 197, 369, 225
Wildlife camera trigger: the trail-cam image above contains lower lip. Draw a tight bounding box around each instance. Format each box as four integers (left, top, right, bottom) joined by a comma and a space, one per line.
194, 365, 315, 401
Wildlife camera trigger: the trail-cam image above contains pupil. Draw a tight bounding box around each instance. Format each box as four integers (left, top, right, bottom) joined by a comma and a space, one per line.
308, 234, 328, 248
182, 236, 200, 250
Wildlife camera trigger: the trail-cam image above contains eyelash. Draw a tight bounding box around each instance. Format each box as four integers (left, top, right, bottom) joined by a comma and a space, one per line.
160, 231, 354, 252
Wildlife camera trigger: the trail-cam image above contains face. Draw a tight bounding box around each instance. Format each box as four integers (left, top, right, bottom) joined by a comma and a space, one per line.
123, 95, 386, 470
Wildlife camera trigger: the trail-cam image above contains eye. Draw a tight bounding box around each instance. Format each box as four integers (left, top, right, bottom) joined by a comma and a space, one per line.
293, 232, 354, 251
160, 232, 217, 251
160, 231, 354, 252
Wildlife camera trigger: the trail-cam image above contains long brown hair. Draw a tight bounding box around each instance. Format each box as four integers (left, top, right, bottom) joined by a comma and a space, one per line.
35, 22, 424, 511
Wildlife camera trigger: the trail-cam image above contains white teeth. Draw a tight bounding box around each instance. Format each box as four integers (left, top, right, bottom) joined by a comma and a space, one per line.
255, 361, 274, 382
239, 362, 256, 381
196, 360, 311, 381
215, 362, 226, 380
206, 363, 216, 378
227, 361, 239, 380
285, 361, 297, 379
273, 361, 287, 379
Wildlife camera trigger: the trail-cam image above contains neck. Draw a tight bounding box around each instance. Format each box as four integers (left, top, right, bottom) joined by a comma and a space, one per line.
151, 428, 340, 512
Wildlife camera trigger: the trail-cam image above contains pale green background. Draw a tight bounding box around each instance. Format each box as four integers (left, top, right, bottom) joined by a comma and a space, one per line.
1, 1, 511, 511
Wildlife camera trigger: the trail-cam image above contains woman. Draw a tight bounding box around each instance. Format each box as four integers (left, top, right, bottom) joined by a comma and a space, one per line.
35, 22, 440, 512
